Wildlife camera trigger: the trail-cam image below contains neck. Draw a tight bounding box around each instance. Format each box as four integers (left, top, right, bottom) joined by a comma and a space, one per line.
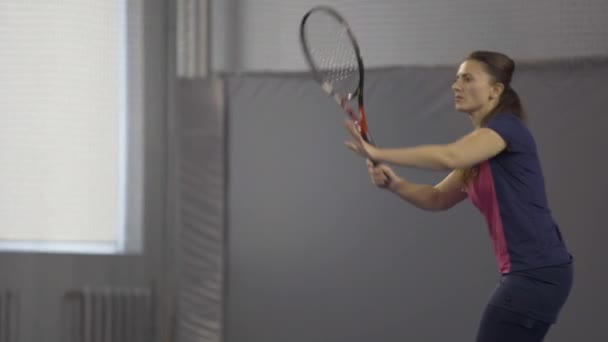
470, 103, 498, 129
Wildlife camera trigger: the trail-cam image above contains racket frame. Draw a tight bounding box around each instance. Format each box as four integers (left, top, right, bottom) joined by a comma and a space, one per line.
299, 6, 373, 144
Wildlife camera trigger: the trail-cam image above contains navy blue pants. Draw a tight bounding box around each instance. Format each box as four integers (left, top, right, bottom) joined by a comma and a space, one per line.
476, 305, 550, 342
476, 262, 573, 342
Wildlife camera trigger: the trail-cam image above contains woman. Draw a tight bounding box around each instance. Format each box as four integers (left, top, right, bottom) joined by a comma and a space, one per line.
345, 51, 573, 342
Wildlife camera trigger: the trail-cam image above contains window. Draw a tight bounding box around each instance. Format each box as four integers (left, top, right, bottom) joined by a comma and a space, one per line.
0, 1, 143, 254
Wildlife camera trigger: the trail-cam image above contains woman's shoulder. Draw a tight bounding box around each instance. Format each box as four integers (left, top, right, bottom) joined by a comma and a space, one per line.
486, 112, 536, 153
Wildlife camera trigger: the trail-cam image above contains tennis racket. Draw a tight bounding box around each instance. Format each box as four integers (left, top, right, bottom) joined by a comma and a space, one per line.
299, 6, 375, 145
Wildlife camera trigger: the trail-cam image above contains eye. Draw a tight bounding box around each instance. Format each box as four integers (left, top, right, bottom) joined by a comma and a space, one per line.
455, 75, 473, 83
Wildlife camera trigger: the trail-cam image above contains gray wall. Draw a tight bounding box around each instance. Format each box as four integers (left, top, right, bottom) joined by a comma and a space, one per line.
0, 0, 173, 341
211, 0, 608, 72
224, 60, 608, 341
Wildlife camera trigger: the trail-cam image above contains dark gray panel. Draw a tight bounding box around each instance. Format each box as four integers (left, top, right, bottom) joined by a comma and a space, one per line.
173, 78, 226, 342
225, 61, 608, 342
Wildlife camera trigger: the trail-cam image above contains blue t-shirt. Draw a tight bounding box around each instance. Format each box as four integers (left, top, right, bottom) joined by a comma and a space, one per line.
466, 113, 572, 274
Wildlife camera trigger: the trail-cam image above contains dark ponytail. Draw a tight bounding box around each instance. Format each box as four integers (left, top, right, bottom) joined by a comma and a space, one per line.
482, 86, 526, 127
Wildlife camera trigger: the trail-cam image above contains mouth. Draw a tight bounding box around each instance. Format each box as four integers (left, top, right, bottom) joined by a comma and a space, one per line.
454, 95, 464, 102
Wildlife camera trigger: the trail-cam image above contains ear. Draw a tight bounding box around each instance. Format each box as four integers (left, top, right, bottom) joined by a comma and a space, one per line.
489, 82, 505, 100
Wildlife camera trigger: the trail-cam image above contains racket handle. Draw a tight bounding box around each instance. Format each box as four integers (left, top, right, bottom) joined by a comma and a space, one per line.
360, 131, 378, 166
359, 123, 389, 187
361, 131, 374, 145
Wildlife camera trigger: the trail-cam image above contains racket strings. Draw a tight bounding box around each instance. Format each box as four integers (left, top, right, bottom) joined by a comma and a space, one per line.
303, 13, 359, 96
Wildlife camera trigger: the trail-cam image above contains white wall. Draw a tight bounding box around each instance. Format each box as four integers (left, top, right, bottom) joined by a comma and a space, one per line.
211, 0, 608, 72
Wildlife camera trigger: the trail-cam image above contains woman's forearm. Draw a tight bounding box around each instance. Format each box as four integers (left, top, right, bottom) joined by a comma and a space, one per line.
371, 144, 457, 171
389, 177, 444, 211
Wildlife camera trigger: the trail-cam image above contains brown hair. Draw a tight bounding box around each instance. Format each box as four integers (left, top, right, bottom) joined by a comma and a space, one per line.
460, 51, 526, 184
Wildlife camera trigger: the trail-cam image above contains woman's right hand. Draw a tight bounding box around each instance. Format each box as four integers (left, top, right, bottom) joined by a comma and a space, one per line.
366, 159, 401, 190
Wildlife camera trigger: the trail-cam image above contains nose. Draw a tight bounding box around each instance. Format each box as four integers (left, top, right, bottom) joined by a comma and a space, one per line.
452, 80, 460, 91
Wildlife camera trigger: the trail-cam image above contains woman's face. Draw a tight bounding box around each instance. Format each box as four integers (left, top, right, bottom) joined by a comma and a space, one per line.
452, 60, 499, 116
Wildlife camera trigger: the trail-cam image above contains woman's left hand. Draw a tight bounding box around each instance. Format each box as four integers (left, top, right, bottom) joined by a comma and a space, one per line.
344, 119, 377, 159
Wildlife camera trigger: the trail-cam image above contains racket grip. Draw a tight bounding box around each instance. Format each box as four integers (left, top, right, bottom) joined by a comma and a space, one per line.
361, 132, 374, 145
360, 132, 390, 187
360, 132, 378, 166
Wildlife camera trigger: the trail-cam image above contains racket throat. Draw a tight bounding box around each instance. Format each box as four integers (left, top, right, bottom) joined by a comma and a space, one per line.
336, 96, 371, 139
358, 107, 369, 134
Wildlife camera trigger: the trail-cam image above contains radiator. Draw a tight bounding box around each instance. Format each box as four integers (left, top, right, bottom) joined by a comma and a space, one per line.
62, 286, 153, 342
0, 290, 19, 342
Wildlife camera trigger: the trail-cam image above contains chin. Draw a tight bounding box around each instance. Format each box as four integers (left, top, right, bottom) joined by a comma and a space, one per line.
454, 104, 469, 113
